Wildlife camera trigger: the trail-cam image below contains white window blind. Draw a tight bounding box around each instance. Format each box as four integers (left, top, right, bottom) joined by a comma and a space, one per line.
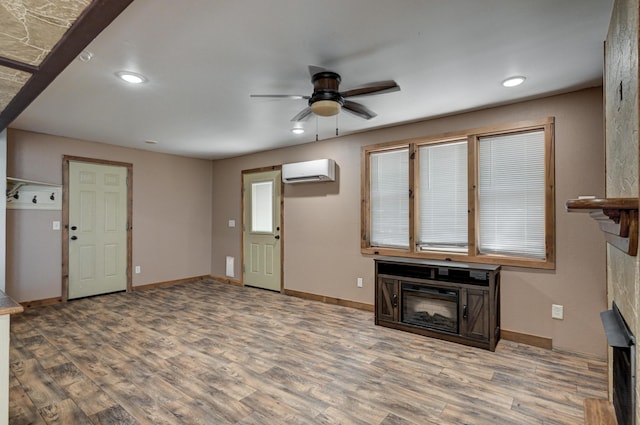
478, 130, 545, 259
418, 141, 468, 252
370, 149, 409, 249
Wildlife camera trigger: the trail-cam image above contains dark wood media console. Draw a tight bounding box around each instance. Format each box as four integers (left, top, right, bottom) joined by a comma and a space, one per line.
375, 257, 501, 351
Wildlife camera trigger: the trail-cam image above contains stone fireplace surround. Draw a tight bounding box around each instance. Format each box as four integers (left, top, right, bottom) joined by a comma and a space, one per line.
604, 0, 640, 424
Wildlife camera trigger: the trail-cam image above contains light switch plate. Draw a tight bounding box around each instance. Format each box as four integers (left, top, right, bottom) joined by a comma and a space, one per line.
52, 221, 61, 230
228, 219, 236, 228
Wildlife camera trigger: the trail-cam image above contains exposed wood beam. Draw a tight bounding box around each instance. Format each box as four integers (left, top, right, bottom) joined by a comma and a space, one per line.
0, 0, 136, 131
0, 57, 38, 74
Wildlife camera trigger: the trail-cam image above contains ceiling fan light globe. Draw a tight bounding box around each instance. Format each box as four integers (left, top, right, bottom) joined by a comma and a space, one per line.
311, 100, 341, 117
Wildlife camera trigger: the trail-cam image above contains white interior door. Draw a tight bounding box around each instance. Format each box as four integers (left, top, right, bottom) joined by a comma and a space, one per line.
68, 161, 128, 299
243, 169, 282, 291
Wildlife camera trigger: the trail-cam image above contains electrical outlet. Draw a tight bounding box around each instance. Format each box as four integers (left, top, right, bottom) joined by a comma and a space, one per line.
357, 277, 363, 288
135, 266, 141, 274
552, 304, 564, 320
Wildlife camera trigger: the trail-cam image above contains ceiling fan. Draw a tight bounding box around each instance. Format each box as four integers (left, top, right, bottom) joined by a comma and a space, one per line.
250, 66, 400, 122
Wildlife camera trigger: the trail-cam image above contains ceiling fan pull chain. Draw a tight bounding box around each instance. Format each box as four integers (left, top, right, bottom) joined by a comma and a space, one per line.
316, 116, 319, 142
336, 115, 339, 136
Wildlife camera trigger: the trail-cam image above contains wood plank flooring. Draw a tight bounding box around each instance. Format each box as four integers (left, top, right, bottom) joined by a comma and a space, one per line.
9, 279, 607, 424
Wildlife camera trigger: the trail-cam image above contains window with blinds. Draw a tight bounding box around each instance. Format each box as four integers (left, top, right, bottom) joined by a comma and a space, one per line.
370, 148, 409, 249
362, 117, 554, 269
478, 130, 545, 259
418, 141, 468, 252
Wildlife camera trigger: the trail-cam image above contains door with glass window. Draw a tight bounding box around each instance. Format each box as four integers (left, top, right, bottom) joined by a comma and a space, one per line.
242, 169, 282, 291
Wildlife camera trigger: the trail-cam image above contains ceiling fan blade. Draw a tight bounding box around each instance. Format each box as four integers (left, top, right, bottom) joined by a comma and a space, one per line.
340, 80, 400, 98
308, 65, 327, 78
291, 106, 313, 122
342, 100, 377, 120
250, 94, 310, 100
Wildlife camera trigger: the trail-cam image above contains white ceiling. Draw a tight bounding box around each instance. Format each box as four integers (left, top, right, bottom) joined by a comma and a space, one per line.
9, 0, 613, 160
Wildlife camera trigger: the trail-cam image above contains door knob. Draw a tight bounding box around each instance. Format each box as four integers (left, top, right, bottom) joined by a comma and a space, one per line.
71, 226, 77, 230
70, 236, 78, 241
274, 235, 280, 240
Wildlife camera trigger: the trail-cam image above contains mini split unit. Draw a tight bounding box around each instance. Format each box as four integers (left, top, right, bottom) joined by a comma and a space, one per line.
282, 159, 336, 184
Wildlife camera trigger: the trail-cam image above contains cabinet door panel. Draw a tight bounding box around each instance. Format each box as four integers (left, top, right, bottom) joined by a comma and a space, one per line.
463, 289, 489, 340
378, 278, 398, 321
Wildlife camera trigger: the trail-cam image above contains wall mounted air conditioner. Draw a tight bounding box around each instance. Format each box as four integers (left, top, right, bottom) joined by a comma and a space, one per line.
282, 159, 336, 184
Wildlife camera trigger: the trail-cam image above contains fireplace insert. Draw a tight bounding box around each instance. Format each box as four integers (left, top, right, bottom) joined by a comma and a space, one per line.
401, 282, 458, 333
601, 302, 636, 425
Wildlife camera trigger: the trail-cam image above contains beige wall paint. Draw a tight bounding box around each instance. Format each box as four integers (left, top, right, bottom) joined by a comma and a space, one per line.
604, 0, 640, 419
212, 88, 607, 356
6, 129, 213, 302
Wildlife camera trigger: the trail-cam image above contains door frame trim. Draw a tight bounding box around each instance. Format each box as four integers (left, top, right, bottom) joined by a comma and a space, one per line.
62, 155, 133, 301
241, 165, 283, 292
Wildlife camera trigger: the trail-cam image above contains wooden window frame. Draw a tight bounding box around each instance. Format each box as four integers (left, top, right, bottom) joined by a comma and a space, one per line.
361, 117, 555, 269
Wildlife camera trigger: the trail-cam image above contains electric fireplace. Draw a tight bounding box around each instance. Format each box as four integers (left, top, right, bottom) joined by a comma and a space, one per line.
375, 257, 501, 351
402, 282, 458, 333
601, 302, 636, 425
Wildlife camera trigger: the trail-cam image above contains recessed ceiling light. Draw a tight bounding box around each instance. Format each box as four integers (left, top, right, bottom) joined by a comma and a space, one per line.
77, 50, 93, 62
291, 127, 304, 135
116, 71, 147, 84
502, 76, 526, 87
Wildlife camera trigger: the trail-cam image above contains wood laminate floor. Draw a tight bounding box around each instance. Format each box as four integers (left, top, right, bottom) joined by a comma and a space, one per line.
9, 279, 607, 424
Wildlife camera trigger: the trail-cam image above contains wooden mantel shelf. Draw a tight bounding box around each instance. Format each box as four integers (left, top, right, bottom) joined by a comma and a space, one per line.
566, 197, 639, 256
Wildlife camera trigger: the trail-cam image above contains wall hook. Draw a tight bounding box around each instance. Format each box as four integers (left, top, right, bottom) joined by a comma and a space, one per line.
50, 192, 55, 201
32, 195, 37, 204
